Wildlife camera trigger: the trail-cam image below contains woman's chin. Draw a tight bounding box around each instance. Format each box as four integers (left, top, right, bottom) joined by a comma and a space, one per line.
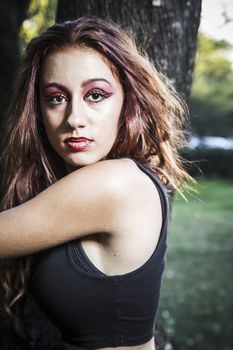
62, 156, 100, 174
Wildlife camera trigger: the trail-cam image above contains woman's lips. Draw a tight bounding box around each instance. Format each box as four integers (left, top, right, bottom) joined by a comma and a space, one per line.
65, 137, 93, 151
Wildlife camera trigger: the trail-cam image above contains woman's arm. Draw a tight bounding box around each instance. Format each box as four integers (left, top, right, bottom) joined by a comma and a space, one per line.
0, 159, 134, 258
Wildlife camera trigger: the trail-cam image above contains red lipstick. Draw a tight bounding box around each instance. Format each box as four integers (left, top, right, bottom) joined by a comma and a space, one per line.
65, 137, 93, 151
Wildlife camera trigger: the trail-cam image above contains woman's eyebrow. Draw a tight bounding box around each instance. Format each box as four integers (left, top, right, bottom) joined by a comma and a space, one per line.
41, 82, 66, 90
41, 80, 112, 90
81, 78, 112, 87
40, 83, 72, 96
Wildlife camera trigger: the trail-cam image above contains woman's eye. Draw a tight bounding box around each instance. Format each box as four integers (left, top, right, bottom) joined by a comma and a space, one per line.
45, 94, 67, 105
84, 89, 112, 103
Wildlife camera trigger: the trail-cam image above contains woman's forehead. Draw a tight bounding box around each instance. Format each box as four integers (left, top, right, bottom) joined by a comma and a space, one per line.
40, 47, 120, 85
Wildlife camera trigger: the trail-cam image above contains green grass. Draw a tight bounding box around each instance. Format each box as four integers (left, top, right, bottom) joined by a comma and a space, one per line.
158, 179, 233, 350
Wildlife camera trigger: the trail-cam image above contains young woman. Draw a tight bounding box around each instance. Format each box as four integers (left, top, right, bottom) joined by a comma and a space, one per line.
0, 16, 191, 350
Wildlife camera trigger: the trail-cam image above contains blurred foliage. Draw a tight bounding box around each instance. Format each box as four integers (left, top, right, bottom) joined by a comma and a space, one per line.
190, 33, 233, 136
182, 148, 233, 179
194, 33, 232, 81
19, 0, 57, 53
159, 178, 233, 350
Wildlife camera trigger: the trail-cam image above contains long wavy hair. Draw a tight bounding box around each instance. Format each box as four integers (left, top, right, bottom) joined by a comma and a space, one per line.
0, 16, 192, 338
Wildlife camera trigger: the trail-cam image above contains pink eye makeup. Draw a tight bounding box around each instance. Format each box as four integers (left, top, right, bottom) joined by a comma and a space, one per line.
82, 80, 114, 104
83, 88, 112, 103
41, 79, 115, 106
43, 86, 69, 105
82, 80, 114, 94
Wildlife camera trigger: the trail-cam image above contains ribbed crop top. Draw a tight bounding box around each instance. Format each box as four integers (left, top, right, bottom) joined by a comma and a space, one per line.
29, 159, 169, 348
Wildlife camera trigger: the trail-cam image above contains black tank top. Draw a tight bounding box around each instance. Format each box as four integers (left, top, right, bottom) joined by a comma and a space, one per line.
29, 159, 169, 348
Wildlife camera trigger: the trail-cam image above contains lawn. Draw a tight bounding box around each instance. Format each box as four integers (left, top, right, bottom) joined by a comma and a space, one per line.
158, 178, 233, 350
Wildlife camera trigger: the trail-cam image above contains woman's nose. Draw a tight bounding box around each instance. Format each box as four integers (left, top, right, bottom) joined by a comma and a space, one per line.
66, 100, 87, 129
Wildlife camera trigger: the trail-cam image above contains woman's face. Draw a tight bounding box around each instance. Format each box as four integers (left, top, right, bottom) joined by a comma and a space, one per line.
39, 47, 124, 172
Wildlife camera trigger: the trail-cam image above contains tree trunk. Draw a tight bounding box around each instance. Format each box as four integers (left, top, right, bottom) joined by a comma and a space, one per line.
0, 0, 30, 145
150, 0, 202, 99
0, 0, 31, 202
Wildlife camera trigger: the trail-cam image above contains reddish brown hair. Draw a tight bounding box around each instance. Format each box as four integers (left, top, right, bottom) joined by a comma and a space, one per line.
0, 16, 192, 337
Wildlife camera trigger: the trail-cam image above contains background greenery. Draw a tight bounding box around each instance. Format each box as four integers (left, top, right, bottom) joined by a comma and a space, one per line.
19, 0, 57, 52
158, 179, 233, 350
190, 33, 233, 137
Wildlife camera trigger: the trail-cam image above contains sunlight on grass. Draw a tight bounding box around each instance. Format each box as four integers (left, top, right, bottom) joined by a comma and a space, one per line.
158, 179, 233, 350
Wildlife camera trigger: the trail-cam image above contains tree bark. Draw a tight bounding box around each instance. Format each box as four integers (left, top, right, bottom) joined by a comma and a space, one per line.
0, 0, 31, 203
0, 0, 31, 144
150, 0, 202, 99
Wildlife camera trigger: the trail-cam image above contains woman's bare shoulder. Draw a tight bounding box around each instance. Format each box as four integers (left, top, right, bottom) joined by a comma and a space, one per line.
76, 158, 139, 188
73, 157, 161, 209
70, 157, 139, 180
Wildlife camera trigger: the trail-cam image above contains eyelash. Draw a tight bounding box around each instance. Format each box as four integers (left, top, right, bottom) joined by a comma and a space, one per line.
45, 93, 68, 105
84, 89, 112, 103
45, 89, 112, 106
